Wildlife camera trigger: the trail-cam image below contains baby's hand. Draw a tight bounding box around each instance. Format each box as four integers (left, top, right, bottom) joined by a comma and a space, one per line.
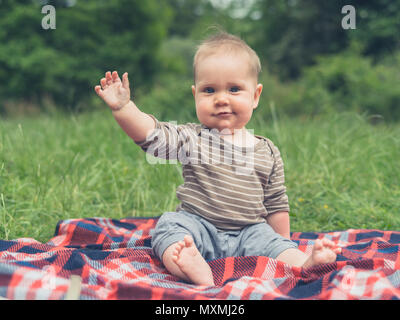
95, 71, 131, 111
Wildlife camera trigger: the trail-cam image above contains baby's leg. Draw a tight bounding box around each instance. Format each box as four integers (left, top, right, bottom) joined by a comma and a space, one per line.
162, 235, 215, 286
276, 238, 341, 268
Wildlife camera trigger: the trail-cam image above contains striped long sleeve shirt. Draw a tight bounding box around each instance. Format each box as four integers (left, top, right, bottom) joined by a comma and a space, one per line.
136, 115, 289, 230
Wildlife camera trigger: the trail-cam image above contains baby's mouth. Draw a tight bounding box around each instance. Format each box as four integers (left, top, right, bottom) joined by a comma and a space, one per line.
216, 112, 233, 116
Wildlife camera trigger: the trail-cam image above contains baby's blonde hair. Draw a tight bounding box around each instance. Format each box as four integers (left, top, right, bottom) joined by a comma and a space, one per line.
193, 31, 261, 83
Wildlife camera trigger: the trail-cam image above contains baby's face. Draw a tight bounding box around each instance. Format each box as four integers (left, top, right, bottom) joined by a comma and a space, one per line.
192, 52, 262, 134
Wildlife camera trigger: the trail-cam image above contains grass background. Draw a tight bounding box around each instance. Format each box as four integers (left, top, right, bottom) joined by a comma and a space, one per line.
1, 110, 399, 243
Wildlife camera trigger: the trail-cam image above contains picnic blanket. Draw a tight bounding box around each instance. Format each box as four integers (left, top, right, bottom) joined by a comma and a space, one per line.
1, 217, 400, 300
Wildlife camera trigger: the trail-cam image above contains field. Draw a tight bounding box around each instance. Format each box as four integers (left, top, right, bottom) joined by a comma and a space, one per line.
0, 110, 399, 243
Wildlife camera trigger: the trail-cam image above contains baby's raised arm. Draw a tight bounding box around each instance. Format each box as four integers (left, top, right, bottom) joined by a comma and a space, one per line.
95, 71, 155, 143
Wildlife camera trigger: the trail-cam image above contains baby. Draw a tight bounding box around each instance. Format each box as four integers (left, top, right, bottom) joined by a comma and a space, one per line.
95, 31, 341, 286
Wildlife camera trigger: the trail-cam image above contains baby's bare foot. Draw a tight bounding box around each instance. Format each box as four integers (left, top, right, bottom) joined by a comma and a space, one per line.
303, 238, 341, 268
172, 235, 215, 286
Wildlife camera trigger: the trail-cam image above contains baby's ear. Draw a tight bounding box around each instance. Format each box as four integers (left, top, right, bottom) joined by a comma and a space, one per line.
253, 84, 263, 109
191, 85, 196, 98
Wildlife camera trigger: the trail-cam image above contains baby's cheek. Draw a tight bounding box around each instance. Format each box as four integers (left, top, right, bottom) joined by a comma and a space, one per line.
195, 105, 210, 123
237, 106, 254, 119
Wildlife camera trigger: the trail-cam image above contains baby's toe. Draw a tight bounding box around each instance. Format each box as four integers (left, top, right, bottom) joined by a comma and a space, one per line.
313, 239, 323, 250
321, 238, 336, 247
183, 235, 194, 247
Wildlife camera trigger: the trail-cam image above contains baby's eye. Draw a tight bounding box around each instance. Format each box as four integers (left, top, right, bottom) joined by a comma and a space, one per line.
203, 87, 215, 94
229, 86, 240, 93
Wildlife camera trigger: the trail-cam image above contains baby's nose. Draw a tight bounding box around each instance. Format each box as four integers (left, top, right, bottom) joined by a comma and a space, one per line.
214, 93, 229, 106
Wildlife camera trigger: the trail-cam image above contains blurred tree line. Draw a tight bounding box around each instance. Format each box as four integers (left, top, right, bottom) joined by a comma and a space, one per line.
0, 0, 399, 121
0, 0, 171, 113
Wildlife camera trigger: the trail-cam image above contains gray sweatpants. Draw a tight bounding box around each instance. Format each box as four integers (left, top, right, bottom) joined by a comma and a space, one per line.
151, 210, 298, 261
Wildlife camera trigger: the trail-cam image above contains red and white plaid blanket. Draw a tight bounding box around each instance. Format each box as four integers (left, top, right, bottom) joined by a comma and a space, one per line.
0, 217, 400, 299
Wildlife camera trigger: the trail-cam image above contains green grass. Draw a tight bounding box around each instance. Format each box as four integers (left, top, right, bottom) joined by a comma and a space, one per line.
1, 110, 399, 243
